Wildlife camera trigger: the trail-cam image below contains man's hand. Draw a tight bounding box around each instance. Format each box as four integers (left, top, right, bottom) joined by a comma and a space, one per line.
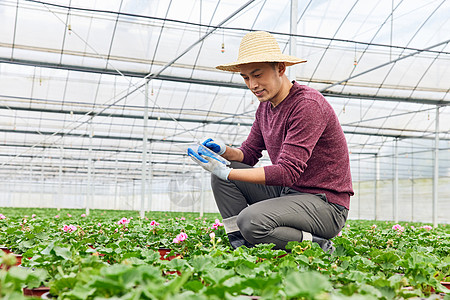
188, 146, 231, 181
202, 138, 227, 155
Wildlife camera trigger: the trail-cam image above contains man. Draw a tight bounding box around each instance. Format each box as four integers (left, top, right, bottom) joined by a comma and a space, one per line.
188, 31, 353, 253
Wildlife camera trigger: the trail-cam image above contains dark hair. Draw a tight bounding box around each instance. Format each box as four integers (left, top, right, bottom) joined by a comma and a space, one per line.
269, 62, 278, 70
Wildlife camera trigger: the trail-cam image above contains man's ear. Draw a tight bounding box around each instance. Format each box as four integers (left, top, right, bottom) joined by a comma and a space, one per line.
277, 62, 287, 76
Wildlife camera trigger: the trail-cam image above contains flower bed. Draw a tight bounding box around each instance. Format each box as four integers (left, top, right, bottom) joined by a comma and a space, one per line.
0, 207, 449, 299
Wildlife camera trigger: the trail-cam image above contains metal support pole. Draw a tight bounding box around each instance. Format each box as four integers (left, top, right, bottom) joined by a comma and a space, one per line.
393, 138, 399, 222
411, 141, 414, 222
432, 106, 440, 227
40, 156, 44, 205
289, 0, 298, 81
114, 157, 118, 210
200, 169, 205, 218
140, 82, 149, 218
358, 154, 361, 219
148, 150, 153, 212
57, 145, 63, 210
29, 161, 32, 207
86, 118, 93, 216
374, 153, 379, 220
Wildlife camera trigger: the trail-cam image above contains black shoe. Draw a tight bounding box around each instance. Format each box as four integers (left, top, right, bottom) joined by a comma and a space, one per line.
228, 231, 254, 249
312, 235, 335, 254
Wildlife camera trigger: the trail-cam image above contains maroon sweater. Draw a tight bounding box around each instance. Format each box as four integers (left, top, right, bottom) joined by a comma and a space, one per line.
239, 82, 353, 209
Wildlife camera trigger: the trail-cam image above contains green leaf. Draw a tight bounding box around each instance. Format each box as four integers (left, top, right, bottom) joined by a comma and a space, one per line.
54, 246, 72, 260
189, 256, 213, 273
284, 270, 332, 298
203, 268, 235, 285
62, 285, 96, 299
167, 258, 190, 271
183, 280, 204, 293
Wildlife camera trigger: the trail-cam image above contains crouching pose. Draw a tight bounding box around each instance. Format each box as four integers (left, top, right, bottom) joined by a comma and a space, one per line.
189, 31, 353, 253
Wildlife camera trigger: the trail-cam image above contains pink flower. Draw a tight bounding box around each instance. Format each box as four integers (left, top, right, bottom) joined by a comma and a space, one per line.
117, 217, 130, 225
149, 220, 159, 226
421, 225, 432, 231
177, 232, 188, 242
411, 226, 415, 229
114, 228, 118, 233
347, 224, 350, 228
173, 232, 188, 243
0, 214, 6, 219
211, 218, 224, 230
62, 225, 77, 232
55, 215, 59, 218
337, 231, 343, 237
371, 224, 377, 229
181, 217, 186, 221
392, 224, 405, 232
97, 223, 102, 227
81, 214, 86, 217
210, 232, 215, 240
67, 214, 72, 217
31, 214, 36, 218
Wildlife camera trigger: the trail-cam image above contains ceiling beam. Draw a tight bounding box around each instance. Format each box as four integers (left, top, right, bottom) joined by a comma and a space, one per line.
1, 57, 448, 106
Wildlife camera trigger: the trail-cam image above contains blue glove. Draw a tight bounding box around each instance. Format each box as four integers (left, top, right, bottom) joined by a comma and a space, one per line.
202, 138, 227, 155
188, 147, 231, 181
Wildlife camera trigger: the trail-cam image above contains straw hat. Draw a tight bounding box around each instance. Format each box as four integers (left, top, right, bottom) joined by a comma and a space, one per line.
216, 31, 306, 72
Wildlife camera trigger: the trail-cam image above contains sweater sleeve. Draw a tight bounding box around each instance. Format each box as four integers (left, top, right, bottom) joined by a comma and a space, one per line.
264, 99, 327, 186
238, 111, 265, 166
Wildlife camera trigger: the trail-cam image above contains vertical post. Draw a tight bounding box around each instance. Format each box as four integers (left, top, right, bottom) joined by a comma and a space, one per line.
200, 170, 205, 218
140, 81, 149, 218
411, 140, 414, 222
40, 156, 44, 205
374, 153, 379, 220
29, 161, 33, 207
289, 0, 298, 81
358, 154, 361, 219
86, 117, 93, 216
148, 150, 153, 212
393, 138, 399, 222
57, 146, 63, 210
114, 157, 118, 210
432, 106, 439, 227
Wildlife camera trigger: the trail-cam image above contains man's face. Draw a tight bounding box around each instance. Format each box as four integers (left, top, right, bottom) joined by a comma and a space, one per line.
239, 62, 284, 106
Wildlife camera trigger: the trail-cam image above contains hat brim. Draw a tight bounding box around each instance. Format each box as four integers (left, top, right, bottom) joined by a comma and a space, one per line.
216, 54, 306, 72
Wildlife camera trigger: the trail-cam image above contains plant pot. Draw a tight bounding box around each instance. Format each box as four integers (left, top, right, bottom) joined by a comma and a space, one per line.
14, 254, 22, 266
23, 286, 50, 297
41, 291, 56, 299
0, 246, 11, 254
158, 248, 179, 261
158, 248, 181, 276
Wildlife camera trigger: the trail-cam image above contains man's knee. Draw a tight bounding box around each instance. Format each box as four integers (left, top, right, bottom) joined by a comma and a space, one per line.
236, 207, 269, 244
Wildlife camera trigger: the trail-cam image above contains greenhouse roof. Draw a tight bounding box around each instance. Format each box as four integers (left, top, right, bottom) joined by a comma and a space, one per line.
0, 0, 449, 183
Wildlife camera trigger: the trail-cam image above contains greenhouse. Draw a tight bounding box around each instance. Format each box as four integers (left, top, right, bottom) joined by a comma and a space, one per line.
1, 0, 450, 299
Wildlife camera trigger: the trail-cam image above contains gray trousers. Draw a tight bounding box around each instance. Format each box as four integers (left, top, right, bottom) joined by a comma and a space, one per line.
211, 162, 348, 250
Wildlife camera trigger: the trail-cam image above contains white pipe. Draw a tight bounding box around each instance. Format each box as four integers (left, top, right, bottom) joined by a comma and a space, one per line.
140, 82, 149, 218
374, 154, 378, 220
393, 139, 398, 222
433, 106, 440, 227
86, 118, 93, 216
148, 149, 153, 212
289, 0, 298, 81
114, 157, 118, 210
